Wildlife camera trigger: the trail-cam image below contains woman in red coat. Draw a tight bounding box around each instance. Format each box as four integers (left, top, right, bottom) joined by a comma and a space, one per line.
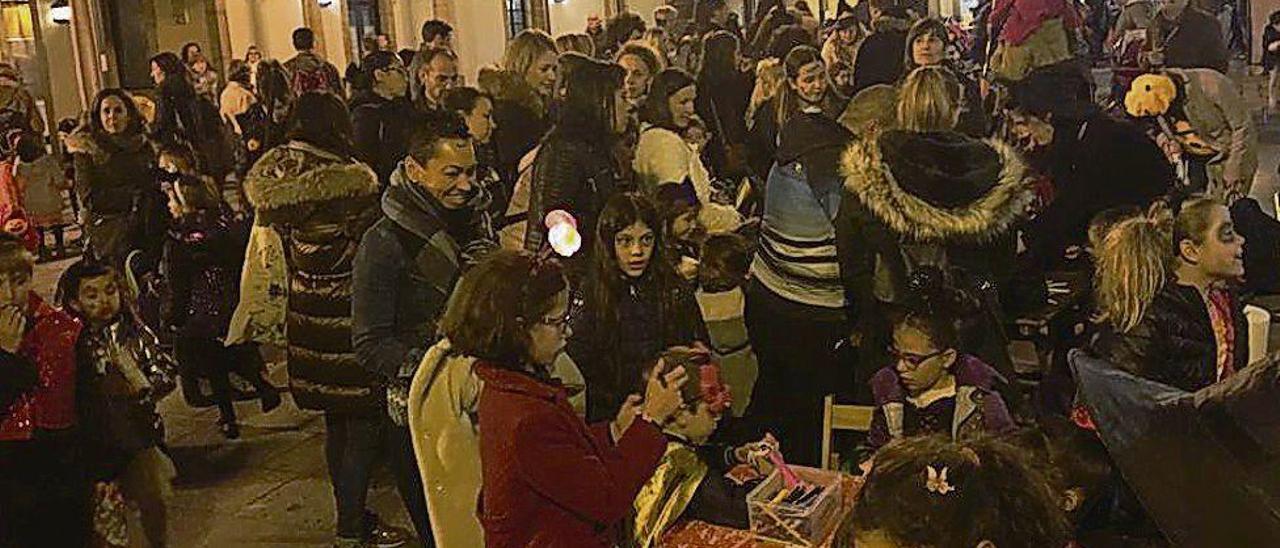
444, 250, 688, 547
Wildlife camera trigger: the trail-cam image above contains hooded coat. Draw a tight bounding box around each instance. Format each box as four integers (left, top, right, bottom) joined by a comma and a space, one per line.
244, 141, 382, 413
66, 129, 160, 267
836, 130, 1034, 373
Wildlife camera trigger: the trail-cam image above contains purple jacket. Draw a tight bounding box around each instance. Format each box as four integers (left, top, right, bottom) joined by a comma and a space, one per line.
866, 355, 1015, 451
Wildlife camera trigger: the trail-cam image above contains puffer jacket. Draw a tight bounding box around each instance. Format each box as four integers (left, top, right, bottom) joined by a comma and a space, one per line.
0, 294, 82, 441
244, 140, 382, 413
525, 130, 620, 258
836, 130, 1034, 374
1089, 283, 1248, 392
479, 69, 550, 187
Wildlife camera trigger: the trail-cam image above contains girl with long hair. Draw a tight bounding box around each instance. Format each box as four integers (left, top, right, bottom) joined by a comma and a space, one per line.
1091, 196, 1248, 391
747, 46, 838, 182
524, 53, 629, 264
150, 51, 230, 181
569, 192, 707, 422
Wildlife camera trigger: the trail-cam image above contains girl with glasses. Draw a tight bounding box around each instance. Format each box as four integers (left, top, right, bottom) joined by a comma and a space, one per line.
861, 269, 1015, 460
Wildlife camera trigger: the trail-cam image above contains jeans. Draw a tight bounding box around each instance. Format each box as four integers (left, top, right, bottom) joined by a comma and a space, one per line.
323, 412, 384, 539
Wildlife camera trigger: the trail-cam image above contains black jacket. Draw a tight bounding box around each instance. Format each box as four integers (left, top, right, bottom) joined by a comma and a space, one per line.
525, 130, 622, 263
1090, 283, 1248, 392
163, 207, 245, 341
1023, 113, 1175, 269
836, 130, 1034, 373
1151, 7, 1229, 73
480, 69, 550, 187
569, 274, 708, 422
696, 69, 754, 179
852, 18, 911, 95
351, 93, 417, 187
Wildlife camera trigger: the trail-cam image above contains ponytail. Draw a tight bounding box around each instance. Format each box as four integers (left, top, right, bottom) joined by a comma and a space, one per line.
1094, 204, 1173, 332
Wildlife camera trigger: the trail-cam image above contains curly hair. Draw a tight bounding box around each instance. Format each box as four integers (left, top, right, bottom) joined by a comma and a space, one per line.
853, 435, 1069, 548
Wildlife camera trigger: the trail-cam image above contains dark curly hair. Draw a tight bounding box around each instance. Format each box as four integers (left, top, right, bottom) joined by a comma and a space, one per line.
853, 435, 1070, 548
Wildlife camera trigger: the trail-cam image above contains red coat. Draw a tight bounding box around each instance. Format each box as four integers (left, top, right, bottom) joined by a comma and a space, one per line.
476, 363, 666, 547
0, 293, 83, 441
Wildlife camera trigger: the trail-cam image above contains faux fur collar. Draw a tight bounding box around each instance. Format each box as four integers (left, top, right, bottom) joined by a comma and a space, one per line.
841, 132, 1033, 243
244, 141, 379, 211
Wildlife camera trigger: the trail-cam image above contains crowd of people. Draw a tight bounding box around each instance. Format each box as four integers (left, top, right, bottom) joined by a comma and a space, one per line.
1, 0, 1278, 546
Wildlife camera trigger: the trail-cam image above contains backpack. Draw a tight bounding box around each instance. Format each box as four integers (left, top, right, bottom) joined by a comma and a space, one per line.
290, 64, 333, 97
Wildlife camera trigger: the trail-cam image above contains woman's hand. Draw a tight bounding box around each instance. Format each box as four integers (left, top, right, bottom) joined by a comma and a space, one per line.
611, 394, 643, 441
642, 358, 687, 424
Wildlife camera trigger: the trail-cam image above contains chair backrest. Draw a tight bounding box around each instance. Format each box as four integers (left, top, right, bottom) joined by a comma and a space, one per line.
820, 394, 875, 470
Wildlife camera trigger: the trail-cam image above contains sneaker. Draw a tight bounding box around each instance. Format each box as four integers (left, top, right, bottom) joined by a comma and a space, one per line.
364, 524, 410, 548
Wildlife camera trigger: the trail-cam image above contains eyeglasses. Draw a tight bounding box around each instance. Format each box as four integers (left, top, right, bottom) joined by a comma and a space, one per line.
536, 296, 582, 331
888, 346, 948, 371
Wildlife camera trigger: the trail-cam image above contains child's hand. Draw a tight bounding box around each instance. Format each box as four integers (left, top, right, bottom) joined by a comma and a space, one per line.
0, 305, 25, 354
735, 433, 780, 471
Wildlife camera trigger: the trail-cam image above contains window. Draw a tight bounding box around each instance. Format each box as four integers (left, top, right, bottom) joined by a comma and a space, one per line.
505, 0, 527, 38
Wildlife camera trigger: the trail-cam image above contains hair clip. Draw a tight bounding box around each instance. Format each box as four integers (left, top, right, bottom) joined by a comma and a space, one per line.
925, 465, 955, 495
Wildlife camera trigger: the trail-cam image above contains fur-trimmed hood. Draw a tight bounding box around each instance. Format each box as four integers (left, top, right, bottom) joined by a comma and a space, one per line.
63, 129, 150, 162
244, 140, 379, 214
841, 130, 1033, 243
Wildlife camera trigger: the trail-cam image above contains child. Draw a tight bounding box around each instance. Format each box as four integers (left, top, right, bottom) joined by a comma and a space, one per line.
14, 133, 71, 260
163, 163, 279, 439
0, 233, 88, 547
852, 435, 1070, 547
694, 232, 758, 418
864, 269, 1015, 456
1011, 416, 1115, 543
57, 258, 176, 548
630, 357, 774, 547
655, 181, 704, 281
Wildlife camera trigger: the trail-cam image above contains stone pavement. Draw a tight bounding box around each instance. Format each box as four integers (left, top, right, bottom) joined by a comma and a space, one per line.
25, 65, 1280, 548
31, 258, 418, 548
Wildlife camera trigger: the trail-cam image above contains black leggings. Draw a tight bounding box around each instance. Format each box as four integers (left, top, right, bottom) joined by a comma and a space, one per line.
175, 337, 273, 423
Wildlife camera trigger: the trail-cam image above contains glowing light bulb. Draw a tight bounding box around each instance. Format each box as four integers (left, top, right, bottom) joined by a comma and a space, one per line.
545, 210, 581, 257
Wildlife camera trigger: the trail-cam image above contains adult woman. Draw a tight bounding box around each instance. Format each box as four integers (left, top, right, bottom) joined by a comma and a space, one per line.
66, 90, 157, 267
525, 54, 628, 269
569, 193, 707, 422
150, 52, 228, 180
1090, 197, 1248, 392
615, 41, 663, 109
190, 52, 221, 102
245, 45, 263, 89
635, 68, 740, 233
747, 46, 840, 185
443, 87, 506, 216
221, 61, 268, 177
903, 18, 988, 136
745, 65, 855, 466
471, 250, 687, 547
244, 93, 401, 546
837, 67, 1034, 380
479, 29, 559, 185
695, 31, 754, 181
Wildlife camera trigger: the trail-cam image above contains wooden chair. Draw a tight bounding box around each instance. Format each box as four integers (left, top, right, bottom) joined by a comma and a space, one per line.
820, 395, 875, 470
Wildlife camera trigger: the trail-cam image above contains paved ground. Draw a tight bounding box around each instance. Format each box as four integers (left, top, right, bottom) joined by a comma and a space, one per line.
27, 66, 1280, 548
32, 259, 417, 548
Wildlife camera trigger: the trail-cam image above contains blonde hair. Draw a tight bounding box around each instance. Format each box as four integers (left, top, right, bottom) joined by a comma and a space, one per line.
747, 58, 784, 123
1094, 197, 1222, 332
897, 66, 962, 132
503, 29, 559, 83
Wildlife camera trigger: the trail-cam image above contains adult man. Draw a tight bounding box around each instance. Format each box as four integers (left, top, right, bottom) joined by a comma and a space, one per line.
283, 27, 344, 98
352, 51, 416, 186
410, 20, 455, 103
352, 111, 496, 547
416, 47, 459, 113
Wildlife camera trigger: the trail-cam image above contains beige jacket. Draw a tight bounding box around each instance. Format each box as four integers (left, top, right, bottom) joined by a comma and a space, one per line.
408, 339, 485, 547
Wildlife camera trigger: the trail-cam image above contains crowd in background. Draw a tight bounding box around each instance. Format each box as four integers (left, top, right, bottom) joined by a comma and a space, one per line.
1, 0, 1279, 546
